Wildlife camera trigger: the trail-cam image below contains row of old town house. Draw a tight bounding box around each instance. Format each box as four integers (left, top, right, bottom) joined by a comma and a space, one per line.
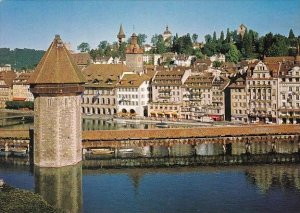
1, 32, 300, 125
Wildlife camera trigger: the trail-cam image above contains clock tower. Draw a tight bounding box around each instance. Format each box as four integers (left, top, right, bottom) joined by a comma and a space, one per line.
126, 33, 144, 74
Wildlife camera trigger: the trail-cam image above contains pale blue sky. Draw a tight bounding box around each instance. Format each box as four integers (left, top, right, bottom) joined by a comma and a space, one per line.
0, 0, 299, 51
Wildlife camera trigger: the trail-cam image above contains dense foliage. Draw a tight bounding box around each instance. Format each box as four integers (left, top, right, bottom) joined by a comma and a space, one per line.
87, 33, 147, 60
0, 48, 45, 70
5, 101, 34, 110
0, 184, 62, 213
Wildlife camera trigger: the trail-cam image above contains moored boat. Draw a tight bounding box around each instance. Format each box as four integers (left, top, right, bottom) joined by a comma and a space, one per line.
155, 122, 169, 128
91, 148, 114, 155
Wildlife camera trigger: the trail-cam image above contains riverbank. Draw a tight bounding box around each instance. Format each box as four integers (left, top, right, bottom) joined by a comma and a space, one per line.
0, 183, 62, 213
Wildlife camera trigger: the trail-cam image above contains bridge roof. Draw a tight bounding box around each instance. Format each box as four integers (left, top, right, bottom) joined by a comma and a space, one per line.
82, 125, 300, 140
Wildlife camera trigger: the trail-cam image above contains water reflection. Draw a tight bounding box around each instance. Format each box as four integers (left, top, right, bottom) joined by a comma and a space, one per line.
245, 165, 300, 194
34, 163, 82, 213
1, 160, 300, 213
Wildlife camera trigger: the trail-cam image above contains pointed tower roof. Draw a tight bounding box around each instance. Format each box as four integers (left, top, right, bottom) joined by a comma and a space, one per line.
117, 24, 125, 38
29, 35, 86, 84
126, 33, 144, 54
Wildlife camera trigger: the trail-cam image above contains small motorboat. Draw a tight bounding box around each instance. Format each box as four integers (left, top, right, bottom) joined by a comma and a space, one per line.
156, 122, 169, 128
91, 148, 114, 155
118, 148, 134, 153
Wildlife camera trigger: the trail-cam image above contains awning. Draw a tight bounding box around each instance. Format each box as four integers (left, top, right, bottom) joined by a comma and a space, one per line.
13, 97, 27, 101
209, 115, 221, 119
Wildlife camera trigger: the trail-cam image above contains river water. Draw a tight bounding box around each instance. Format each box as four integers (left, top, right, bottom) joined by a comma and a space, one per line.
1, 162, 300, 213
1, 113, 300, 212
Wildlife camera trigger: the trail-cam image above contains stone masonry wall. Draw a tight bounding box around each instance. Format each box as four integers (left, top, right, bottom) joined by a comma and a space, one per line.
34, 95, 82, 167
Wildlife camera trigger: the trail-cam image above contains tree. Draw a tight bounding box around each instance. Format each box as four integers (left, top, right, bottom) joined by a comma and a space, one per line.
225, 28, 231, 43
192, 33, 198, 44
213, 31, 217, 42
202, 42, 217, 57
89, 49, 97, 60
267, 34, 289, 56
137, 34, 147, 46
77, 42, 90, 52
213, 61, 223, 68
118, 42, 127, 58
288, 29, 295, 40
243, 30, 255, 58
152, 34, 167, 54
98, 41, 108, 50
204, 34, 212, 43
225, 44, 241, 63
220, 31, 224, 43
193, 48, 204, 59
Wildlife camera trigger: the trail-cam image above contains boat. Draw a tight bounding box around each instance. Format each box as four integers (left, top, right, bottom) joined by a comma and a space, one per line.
118, 148, 134, 153
11, 147, 27, 156
90, 148, 114, 155
156, 122, 169, 128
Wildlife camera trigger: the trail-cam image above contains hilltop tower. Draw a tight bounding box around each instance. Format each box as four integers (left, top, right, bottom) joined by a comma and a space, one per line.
117, 24, 126, 45
237, 24, 247, 38
29, 35, 86, 167
126, 33, 144, 74
163, 25, 172, 41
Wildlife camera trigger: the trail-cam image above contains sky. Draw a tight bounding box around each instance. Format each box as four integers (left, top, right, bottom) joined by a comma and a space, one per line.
0, 0, 299, 51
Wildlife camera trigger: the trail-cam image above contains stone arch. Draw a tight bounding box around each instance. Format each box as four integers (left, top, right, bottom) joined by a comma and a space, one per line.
82, 107, 85, 114
102, 98, 105, 105
107, 98, 111, 105
98, 108, 101, 114
130, 109, 136, 114
103, 108, 106, 115
113, 108, 117, 114
108, 108, 111, 115
122, 108, 127, 113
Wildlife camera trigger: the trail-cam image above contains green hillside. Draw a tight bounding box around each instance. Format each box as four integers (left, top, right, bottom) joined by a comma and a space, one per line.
0, 48, 45, 71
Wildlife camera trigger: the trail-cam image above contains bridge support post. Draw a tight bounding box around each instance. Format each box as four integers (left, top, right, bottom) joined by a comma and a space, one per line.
29, 128, 34, 165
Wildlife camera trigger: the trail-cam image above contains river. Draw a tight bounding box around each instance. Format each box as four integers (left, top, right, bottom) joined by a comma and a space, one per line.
1, 162, 300, 213
1, 112, 300, 212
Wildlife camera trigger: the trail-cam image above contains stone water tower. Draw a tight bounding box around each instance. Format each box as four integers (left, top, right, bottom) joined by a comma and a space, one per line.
126, 33, 144, 74
29, 35, 86, 167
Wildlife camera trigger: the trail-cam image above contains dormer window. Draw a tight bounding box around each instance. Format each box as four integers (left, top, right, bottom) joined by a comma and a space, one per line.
106, 79, 113, 85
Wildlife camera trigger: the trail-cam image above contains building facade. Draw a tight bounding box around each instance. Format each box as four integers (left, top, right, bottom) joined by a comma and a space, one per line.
278, 66, 300, 124
246, 61, 278, 123
117, 72, 151, 117
81, 64, 127, 116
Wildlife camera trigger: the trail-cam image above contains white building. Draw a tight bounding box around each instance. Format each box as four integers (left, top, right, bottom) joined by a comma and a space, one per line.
210, 54, 226, 63
278, 66, 300, 124
116, 72, 151, 117
246, 61, 278, 123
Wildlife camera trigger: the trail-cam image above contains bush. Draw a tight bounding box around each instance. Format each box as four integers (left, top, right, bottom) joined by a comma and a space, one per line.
5, 101, 34, 110
0, 184, 62, 213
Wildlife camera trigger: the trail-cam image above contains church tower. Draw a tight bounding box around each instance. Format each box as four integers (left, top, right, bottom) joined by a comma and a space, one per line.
117, 24, 126, 45
126, 33, 144, 74
29, 35, 86, 167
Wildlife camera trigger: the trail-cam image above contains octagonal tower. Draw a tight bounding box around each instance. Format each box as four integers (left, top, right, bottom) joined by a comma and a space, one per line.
29, 35, 86, 167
